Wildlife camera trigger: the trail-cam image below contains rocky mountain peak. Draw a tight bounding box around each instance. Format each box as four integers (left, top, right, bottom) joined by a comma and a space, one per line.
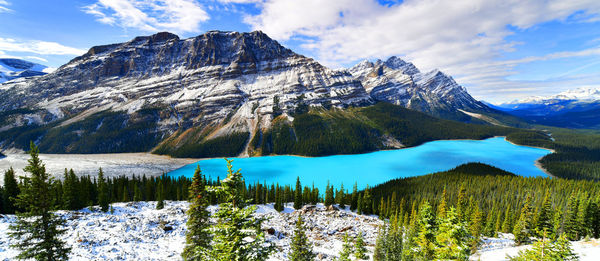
383, 56, 420, 75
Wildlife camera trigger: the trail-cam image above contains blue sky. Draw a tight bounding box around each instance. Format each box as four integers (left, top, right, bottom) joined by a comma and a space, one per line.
1, 0, 600, 103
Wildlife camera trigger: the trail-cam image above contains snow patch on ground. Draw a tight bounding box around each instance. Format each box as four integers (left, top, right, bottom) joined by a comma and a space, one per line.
0, 202, 381, 261
2, 202, 600, 260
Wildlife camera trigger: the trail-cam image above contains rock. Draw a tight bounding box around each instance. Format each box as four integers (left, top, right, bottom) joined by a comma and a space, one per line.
326, 205, 339, 211
267, 227, 276, 235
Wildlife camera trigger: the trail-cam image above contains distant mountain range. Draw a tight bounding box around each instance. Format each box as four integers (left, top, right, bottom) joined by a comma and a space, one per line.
492, 87, 600, 129
0, 58, 49, 83
0, 31, 502, 155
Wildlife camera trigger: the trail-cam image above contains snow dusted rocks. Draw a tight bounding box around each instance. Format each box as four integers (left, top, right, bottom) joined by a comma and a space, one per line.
348, 56, 489, 118
0, 202, 382, 261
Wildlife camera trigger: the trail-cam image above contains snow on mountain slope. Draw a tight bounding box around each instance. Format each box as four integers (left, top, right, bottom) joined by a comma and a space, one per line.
502, 87, 600, 106
348, 56, 488, 118
0, 58, 48, 83
0, 31, 372, 152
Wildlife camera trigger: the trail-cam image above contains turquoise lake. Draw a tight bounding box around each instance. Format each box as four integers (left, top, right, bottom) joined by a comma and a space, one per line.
167, 137, 552, 191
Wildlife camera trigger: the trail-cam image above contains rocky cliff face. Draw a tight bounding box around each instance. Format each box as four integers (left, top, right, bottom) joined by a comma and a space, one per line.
348, 56, 489, 119
0, 31, 372, 153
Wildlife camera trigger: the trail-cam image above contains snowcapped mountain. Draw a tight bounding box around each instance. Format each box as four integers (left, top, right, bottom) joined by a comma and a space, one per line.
0, 58, 49, 83
0, 31, 372, 153
494, 87, 600, 129
0, 31, 497, 154
348, 56, 489, 119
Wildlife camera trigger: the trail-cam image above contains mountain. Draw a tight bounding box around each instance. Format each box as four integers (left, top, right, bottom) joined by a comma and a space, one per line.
0, 58, 49, 83
348, 56, 491, 121
0, 31, 507, 156
495, 87, 600, 129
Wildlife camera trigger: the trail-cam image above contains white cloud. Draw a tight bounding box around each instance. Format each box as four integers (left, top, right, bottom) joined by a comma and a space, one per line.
25, 56, 48, 63
245, 0, 600, 101
84, 0, 210, 33
218, 0, 262, 3
0, 0, 12, 13
0, 38, 86, 56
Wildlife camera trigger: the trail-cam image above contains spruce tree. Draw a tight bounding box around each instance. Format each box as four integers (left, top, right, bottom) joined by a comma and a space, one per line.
337, 183, 345, 209
156, 179, 165, 210
415, 202, 436, 260
182, 165, 211, 260
3, 167, 19, 214
362, 186, 373, 215
536, 190, 553, 237
513, 195, 534, 245
274, 184, 284, 212
350, 182, 358, 211
289, 215, 315, 261
62, 168, 78, 210
338, 233, 353, 261
552, 208, 563, 240
294, 177, 303, 210
564, 192, 580, 240
324, 181, 334, 207
437, 186, 447, 219
9, 142, 71, 260
510, 234, 578, 261
207, 159, 273, 260
435, 207, 471, 260
354, 232, 368, 260
97, 168, 109, 212
469, 204, 483, 251
501, 207, 512, 233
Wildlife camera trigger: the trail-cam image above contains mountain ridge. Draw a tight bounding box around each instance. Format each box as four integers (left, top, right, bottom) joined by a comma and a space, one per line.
0, 30, 501, 155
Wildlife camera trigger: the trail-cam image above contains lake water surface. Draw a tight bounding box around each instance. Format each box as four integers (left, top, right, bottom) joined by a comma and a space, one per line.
167, 137, 552, 191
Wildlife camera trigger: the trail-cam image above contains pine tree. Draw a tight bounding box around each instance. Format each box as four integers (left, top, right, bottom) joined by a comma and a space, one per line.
564, 192, 580, 240
182, 165, 211, 260
469, 203, 483, 251
350, 182, 358, 211
435, 207, 471, 260
294, 177, 303, 210
207, 159, 273, 260
457, 184, 468, 222
9, 142, 71, 260
324, 181, 334, 207
356, 194, 363, 215
437, 186, 448, 219
2, 167, 19, 214
97, 168, 109, 212
156, 179, 165, 210
576, 193, 589, 239
513, 195, 534, 245
415, 202, 436, 260
362, 186, 373, 215
354, 232, 368, 260
338, 233, 353, 261
337, 183, 345, 209
552, 208, 563, 240
289, 215, 315, 261
62, 168, 78, 210
501, 207, 512, 233
378, 197, 385, 220
536, 189, 553, 237
510, 234, 578, 261
274, 184, 284, 212
133, 183, 142, 202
